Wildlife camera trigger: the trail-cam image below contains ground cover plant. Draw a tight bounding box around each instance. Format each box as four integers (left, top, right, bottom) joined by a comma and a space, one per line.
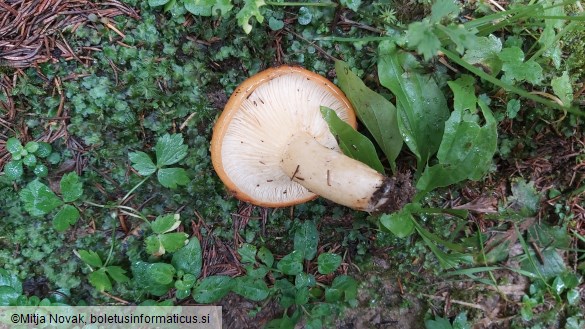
1, 0, 584, 328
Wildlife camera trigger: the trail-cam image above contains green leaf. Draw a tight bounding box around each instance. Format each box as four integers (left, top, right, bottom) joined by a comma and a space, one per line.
33, 164, 48, 177
77, 250, 103, 268
294, 220, 318, 260
424, 316, 453, 329
151, 214, 181, 234
430, 0, 460, 23
268, 17, 284, 31
295, 272, 316, 288
0, 269, 23, 294
257, 246, 274, 267
6, 137, 23, 154
148, 0, 170, 6
193, 276, 234, 303
506, 99, 521, 119
0, 286, 20, 306
19, 179, 63, 217
24, 141, 39, 153
131, 262, 175, 296
335, 60, 402, 172
89, 268, 112, 292
297, 7, 312, 25
172, 238, 203, 278
508, 179, 540, 216
551, 71, 573, 107
212, 0, 233, 16
157, 167, 189, 188
277, 251, 304, 275
22, 154, 37, 167
60, 172, 83, 202
378, 41, 449, 173
498, 47, 543, 85
184, 0, 215, 16
320, 107, 385, 173
439, 25, 478, 55
325, 275, 357, 303
317, 253, 342, 274
53, 205, 80, 231
238, 243, 257, 264
145, 235, 165, 256
232, 276, 270, 301
155, 133, 188, 166
35, 142, 52, 158
236, 0, 266, 34
340, 0, 361, 11
462, 34, 502, 74
416, 75, 497, 195
160, 232, 189, 253
105, 266, 129, 283
3, 160, 23, 180
379, 208, 415, 238
406, 21, 441, 61
129, 151, 157, 176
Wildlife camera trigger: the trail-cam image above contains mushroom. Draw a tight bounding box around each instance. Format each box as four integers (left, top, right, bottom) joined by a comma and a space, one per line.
211, 66, 412, 212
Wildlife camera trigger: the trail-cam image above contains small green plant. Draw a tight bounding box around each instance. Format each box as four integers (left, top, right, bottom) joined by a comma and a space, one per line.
76, 250, 130, 292
3, 137, 53, 180
19, 172, 83, 231
0, 269, 66, 306
425, 312, 471, 329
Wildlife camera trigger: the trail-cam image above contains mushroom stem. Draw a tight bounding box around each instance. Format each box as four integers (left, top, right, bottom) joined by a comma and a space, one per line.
281, 133, 403, 212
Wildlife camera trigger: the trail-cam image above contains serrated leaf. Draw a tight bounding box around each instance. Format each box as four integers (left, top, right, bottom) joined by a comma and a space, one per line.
151, 214, 181, 234
60, 172, 83, 202
0, 269, 23, 294
129, 151, 157, 176
232, 276, 270, 301
430, 0, 460, 23
378, 41, 450, 173
293, 220, 318, 260
406, 21, 441, 61
193, 276, 234, 303
380, 209, 415, 238
439, 24, 478, 54
416, 75, 497, 194
53, 205, 80, 231
78, 250, 103, 268
236, 0, 266, 34
335, 60, 402, 172
462, 34, 502, 73
145, 235, 165, 256
498, 47, 543, 85
89, 268, 111, 292
105, 266, 129, 283
509, 179, 540, 216
157, 167, 189, 189
317, 253, 342, 274
19, 179, 63, 217
277, 250, 303, 275
160, 232, 189, 253
172, 238, 202, 278
155, 133, 188, 167
551, 71, 573, 107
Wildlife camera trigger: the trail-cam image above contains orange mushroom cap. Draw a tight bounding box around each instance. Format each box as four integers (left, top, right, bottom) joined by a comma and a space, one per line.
210, 66, 356, 207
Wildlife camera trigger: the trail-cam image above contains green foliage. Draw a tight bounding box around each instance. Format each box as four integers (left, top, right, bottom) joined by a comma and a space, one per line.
425, 312, 471, 329
334, 60, 402, 172
2, 138, 53, 181
129, 133, 190, 189
19, 173, 83, 231
77, 250, 129, 292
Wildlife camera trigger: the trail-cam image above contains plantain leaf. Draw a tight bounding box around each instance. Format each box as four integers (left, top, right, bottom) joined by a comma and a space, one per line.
335, 60, 402, 172
321, 107, 385, 173
378, 40, 449, 175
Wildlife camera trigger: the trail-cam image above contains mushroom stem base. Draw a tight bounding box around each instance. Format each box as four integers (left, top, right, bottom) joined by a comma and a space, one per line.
281, 133, 412, 212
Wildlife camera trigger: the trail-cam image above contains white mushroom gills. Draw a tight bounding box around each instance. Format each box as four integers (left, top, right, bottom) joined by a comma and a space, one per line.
281, 133, 389, 212
212, 66, 403, 211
